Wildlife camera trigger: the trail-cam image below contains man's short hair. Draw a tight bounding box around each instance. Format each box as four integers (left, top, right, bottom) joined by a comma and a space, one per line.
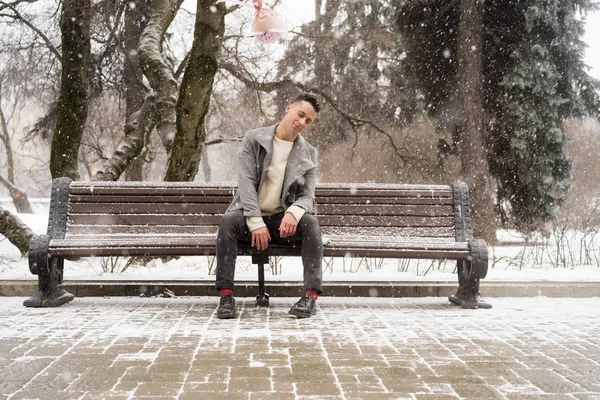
292, 93, 321, 113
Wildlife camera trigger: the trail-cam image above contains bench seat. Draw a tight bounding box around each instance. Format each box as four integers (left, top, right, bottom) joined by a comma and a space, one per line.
48, 236, 471, 259
25, 178, 490, 309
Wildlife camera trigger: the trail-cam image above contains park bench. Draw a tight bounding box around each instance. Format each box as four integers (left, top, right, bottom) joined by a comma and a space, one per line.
24, 178, 491, 309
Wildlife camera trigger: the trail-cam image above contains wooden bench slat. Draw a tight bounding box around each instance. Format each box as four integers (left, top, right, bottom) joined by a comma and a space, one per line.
323, 248, 469, 259
66, 225, 220, 235
69, 186, 237, 196
68, 185, 452, 198
53, 236, 464, 247
67, 214, 223, 226
67, 214, 455, 228
50, 247, 470, 259
317, 182, 451, 190
49, 245, 469, 259
69, 195, 234, 204
325, 240, 468, 250
320, 226, 455, 237
316, 197, 454, 205
323, 235, 459, 243
65, 225, 455, 237
69, 203, 230, 214
321, 215, 453, 227
68, 203, 454, 217
69, 195, 454, 206
69, 181, 450, 191
70, 181, 449, 188
49, 237, 470, 260
315, 189, 452, 197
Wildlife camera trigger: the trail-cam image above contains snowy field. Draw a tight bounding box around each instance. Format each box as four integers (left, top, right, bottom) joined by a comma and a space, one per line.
1, 199, 600, 283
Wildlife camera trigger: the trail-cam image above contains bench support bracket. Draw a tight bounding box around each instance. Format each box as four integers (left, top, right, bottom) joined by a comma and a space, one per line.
23, 234, 74, 307
24, 177, 75, 308
252, 254, 270, 307
449, 239, 492, 309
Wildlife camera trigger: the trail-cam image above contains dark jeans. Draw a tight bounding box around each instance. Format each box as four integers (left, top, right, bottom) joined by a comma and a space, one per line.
216, 211, 323, 294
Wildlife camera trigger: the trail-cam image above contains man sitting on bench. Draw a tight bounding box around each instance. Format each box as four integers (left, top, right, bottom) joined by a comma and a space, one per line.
215, 93, 323, 319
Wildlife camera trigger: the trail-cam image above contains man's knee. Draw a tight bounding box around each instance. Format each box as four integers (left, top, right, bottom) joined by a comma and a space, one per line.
299, 214, 320, 233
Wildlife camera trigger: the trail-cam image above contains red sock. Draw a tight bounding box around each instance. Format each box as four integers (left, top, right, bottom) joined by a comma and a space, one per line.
220, 289, 234, 297
305, 289, 318, 301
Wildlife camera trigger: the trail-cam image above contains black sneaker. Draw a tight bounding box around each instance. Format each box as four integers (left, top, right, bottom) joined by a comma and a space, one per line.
217, 295, 236, 319
288, 295, 316, 318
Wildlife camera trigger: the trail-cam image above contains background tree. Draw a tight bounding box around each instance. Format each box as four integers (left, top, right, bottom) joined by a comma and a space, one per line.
398, 0, 600, 233
50, 0, 91, 179
275, 0, 419, 149
122, 0, 153, 180
455, 0, 496, 241
1, 0, 61, 197
164, 0, 225, 181
0, 79, 33, 213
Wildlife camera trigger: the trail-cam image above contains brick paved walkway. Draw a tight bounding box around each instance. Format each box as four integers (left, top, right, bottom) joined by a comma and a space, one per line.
1, 296, 599, 399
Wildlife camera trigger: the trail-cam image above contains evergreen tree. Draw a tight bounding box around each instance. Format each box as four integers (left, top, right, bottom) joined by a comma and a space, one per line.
398, 0, 600, 231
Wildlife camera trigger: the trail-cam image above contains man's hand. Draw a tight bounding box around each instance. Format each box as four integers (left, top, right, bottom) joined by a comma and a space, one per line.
251, 227, 271, 250
279, 212, 298, 238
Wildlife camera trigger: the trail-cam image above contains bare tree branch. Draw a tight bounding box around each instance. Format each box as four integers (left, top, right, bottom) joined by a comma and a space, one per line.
205, 135, 242, 146
0, 0, 35, 12
0, 207, 33, 255
218, 61, 410, 162
0, 175, 33, 213
138, 0, 181, 152
0, 2, 62, 62
0, 97, 14, 182
174, 50, 191, 79
93, 94, 156, 181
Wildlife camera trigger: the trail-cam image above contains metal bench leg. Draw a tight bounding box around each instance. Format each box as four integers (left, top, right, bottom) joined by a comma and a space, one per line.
449, 240, 492, 309
252, 255, 270, 307
24, 235, 74, 308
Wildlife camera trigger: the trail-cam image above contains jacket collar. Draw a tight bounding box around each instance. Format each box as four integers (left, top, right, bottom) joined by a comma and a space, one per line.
255, 124, 316, 192
255, 125, 277, 153
255, 124, 313, 161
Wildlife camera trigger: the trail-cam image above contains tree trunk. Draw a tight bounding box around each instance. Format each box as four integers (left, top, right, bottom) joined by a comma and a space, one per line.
94, 0, 174, 182
138, 0, 182, 153
0, 208, 33, 256
50, 0, 91, 180
164, 0, 225, 181
93, 96, 155, 181
124, 0, 152, 181
456, 0, 496, 242
313, 0, 340, 88
201, 146, 211, 181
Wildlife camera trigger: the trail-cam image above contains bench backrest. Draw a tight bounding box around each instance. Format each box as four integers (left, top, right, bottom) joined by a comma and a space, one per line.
49, 180, 471, 242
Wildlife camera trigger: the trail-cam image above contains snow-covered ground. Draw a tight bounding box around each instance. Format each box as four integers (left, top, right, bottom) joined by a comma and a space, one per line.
2, 199, 600, 282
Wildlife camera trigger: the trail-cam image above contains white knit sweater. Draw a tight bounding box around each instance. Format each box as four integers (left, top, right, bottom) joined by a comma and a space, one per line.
246, 135, 306, 231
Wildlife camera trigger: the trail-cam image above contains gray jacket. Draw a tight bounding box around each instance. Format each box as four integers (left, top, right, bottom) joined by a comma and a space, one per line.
226, 124, 318, 217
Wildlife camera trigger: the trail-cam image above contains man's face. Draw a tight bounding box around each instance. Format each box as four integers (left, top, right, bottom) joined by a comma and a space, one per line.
283, 100, 317, 133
